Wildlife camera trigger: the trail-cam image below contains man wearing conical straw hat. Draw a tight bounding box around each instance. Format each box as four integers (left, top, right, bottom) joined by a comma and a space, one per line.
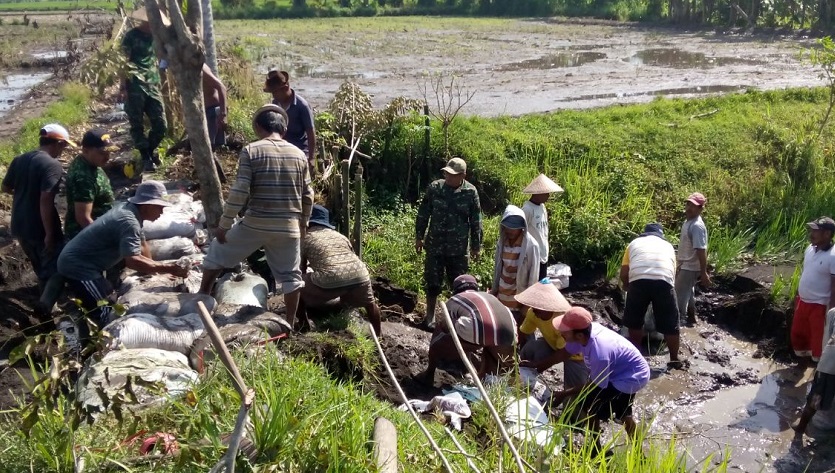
522, 174, 563, 281
514, 278, 589, 390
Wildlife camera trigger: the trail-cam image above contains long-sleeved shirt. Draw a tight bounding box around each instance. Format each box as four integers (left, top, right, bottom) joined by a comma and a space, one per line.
219, 137, 313, 235
415, 179, 482, 256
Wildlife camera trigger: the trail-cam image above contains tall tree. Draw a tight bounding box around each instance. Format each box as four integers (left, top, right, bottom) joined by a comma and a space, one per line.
202, 0, 219, 75
144, 0, 224, 228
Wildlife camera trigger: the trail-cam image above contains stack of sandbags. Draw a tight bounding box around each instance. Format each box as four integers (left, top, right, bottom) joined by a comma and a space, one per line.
141, 193, 207, 257
215, 272, 269, 309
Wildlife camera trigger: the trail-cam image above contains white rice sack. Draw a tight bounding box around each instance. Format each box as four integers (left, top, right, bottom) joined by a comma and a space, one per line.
215, 272, 269, 308
118, 272, 182, 296
76, 348, 198, 414
118, 291, 217, 317
143, 206, 198, 240
102, 312, 205, 355
148, 236, 200, 260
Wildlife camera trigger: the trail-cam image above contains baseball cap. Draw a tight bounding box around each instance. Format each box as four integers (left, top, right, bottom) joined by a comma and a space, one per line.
127, 181, 172, 207
441, 157, 466, 175
807, 216, 835, 232
40, 124, 76, 147
686, 192, 707, 207
501, 214, 526, 230
252, 103, 289, 130
452, 274, 478, 294
552, 306, 593, 332
81, 128, 118, 151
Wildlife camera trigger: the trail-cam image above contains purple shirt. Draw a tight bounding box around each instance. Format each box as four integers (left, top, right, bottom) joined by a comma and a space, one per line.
565, 323, 650, 394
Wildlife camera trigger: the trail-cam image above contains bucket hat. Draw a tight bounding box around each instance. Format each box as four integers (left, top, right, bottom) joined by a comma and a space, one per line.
127, 181, 172, 207
309, 205, 335, 229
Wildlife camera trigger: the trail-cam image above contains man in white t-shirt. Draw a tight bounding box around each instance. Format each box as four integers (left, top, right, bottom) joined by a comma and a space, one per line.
792, 217, 835, 363
521, 174, 563, 280
675, 192, 710, 326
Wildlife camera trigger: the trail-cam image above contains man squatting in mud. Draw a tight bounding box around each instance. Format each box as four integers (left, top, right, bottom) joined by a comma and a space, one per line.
415, 157, 483, 329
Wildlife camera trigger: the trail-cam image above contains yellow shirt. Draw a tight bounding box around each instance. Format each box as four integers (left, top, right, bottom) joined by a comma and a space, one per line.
519, 309, 583, 361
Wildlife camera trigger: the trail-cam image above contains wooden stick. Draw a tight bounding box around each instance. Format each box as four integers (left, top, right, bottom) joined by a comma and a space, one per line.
444, 427, 481, 473
372, 417, 398, 473
367, 323, 455, 473
197, 301, 254, 473
439, 303, 528, 472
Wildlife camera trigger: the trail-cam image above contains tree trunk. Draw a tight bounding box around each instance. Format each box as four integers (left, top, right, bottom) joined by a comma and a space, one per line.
145, 0, 224, 228
202, 0, 218, 75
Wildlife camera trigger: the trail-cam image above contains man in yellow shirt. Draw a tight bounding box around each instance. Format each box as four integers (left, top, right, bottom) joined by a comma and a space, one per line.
515, 278, 589, 389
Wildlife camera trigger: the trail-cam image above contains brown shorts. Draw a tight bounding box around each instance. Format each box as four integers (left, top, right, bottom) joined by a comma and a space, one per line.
301, 273, 375, 308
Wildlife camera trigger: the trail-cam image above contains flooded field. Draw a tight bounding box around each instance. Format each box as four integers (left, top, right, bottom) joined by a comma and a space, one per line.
216, 17, 820, 115
0, 71, 51, 118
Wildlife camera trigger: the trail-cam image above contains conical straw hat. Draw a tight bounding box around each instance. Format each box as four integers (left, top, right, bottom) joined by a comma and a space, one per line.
522, 174, 563, 194
514, 278, 571, 313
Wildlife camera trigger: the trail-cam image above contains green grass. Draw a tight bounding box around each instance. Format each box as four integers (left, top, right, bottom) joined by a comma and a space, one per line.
0, 0, 113, 12
0, 82, 91, 168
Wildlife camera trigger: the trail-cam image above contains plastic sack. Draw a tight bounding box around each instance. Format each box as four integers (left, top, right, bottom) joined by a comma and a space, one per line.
215, 272, 269, 308
118, 291, 217, 318
118, 272, 182, 296
505, 396, 563, 456
147, 236, 200, 260
102, 312, 206, 355
143, 207, 198, 240
547, 263, 571, 290
76, 348, 198, 414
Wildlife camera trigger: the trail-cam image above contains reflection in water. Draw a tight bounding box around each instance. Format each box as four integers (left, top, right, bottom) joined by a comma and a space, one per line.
627, 48, 765, 69
0, 71, 52, 117
497, 52, 607, 71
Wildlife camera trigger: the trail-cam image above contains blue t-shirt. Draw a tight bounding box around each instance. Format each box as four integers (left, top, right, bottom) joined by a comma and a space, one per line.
565, 323, 650, 394
273, 91, 314, 153
58, 203, 143, 281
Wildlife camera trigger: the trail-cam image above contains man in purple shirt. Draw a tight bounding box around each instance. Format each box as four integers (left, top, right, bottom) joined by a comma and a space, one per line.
551, 306, 650, 455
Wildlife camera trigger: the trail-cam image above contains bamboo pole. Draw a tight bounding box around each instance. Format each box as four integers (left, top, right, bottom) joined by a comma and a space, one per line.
439, 303, 529, 472
367, 323, 455, 473
372, 417, 398, 473
340, 159, 350, 238
352, 162, 363, 257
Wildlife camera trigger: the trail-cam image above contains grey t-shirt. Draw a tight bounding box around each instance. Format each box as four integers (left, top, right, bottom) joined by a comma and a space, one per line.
1, 150, 63, 241
677, 216, 708, 272
272, 91, 314, 153
58, 203, 143, 281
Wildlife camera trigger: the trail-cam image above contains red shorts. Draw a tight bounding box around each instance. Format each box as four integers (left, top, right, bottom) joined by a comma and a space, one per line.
791, 298, 827, 360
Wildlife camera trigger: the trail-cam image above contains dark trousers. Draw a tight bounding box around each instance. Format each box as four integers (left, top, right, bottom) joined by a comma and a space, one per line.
424, 252, 468, 297
66, 277, 116, 328
18, 237, 62, 288
125, 85, 167, 154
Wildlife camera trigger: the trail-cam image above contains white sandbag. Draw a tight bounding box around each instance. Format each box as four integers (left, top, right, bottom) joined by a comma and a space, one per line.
190, 323, 280, 371
118, 272, 182, 296
143, 206, 198, 240
76, 348, 198, 414
547, 263, 571, 289
178, 254, 206, 294
147, 237, 200, 260
118, 291, 217, 317
190, 200, 206, 224
103, 312, 205, 355
215, 272, 269, 308
505, 396, 563, 456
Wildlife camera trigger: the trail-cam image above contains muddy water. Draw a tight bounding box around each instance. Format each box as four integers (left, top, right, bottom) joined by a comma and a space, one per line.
247, 19, 819, 116
0, 71, 51, 118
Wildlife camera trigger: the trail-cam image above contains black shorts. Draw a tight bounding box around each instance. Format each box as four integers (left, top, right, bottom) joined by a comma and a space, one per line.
808, 370, 835, 411
579, 384, 636, 422
623, 278, 679, 335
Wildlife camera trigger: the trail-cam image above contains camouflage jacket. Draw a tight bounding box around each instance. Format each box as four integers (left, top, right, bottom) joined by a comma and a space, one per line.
415, 179, 482, 256
64, 155, 114, 239
121, 28, 161, 98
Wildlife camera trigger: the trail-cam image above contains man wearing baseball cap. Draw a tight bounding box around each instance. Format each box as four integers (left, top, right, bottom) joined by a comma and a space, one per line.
58, 181, 189, 329
264, 69, 316, 174
675, 192, 710, 326
2, 124, 75, 315
417, 274, 517, 385
64, 129, 118, 240
552, 307, 650, 455
792, 216, 835, 364
415, 157, 483, 328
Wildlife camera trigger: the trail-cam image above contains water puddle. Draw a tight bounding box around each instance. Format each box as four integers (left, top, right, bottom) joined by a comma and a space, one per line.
31, 50, 68, 60
0, 71, 51, 118
627, 48, 765, 69
560, 84, 749, 103
291, 64, 386, 80
497, 52, 606, 71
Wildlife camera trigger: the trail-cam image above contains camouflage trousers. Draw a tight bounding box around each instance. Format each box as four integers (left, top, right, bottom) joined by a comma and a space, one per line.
424, 252, 469, 297
124, 86, 167, 154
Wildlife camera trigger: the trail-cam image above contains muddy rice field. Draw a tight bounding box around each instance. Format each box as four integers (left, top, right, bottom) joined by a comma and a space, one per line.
0, 14, 834, 472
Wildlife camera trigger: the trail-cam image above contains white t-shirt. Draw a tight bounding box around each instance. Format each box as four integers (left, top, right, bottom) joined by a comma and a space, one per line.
798, 244, 835, 306
623, 235, 676, 287
522, 200, 548, 264
677, 216, 708, 272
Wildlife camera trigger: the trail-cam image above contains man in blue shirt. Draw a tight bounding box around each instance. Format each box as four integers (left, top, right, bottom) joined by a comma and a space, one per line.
264, 69, 316, 174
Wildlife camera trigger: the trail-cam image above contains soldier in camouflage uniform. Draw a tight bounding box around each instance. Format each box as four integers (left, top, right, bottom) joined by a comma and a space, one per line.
65, 129, 117, 239
120, 9, 167, 172
415, 157, 483, 328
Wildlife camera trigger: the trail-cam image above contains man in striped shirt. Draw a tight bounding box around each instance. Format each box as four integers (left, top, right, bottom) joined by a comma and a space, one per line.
620, 223, 685, 369
199, 104, 314, 327
417, 274, 517, 385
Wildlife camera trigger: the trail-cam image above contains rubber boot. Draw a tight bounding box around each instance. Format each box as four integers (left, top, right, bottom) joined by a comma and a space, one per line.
422, 295, 437, 330
213, 155, 227, 184
35, 274, 65, 317
141, 149, 157, 173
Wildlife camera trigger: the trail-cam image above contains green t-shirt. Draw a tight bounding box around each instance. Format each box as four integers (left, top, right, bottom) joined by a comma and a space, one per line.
121, 28, 161, 97
65, 155, 114, 239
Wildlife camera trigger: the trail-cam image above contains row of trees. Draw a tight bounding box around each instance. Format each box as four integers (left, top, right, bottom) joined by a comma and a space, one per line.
217, 0, 835, 29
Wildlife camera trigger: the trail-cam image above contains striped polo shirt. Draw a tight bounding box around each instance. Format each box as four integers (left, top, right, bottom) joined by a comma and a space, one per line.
219, 137, 314, 235
498, 239, 523, 310
447, 291, 517, 347
622, 235, 676, 286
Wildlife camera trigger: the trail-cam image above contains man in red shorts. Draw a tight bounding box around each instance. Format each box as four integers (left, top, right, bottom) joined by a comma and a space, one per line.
793, 217, 835, 365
